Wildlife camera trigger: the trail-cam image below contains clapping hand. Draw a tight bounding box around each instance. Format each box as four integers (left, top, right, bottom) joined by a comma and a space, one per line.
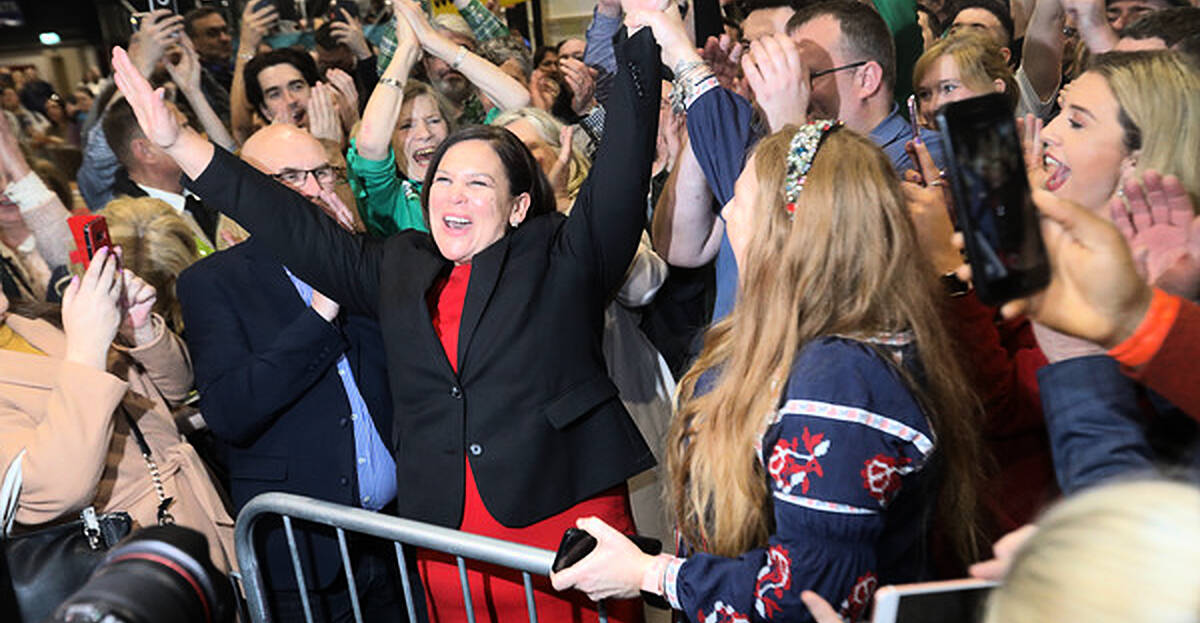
118, 265, 159, 347
1110, 171, 1200, 299
559, 58, 598, 115
324, 68, 361, 131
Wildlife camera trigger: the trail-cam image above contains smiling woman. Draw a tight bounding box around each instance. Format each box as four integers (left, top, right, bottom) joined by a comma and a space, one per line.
110, 17, 662, 623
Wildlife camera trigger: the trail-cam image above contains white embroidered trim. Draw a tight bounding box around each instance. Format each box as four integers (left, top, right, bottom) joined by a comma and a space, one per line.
779, 399, 934, 456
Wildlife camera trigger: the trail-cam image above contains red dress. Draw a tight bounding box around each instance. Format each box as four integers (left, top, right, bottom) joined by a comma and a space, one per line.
418, 264, 642, 623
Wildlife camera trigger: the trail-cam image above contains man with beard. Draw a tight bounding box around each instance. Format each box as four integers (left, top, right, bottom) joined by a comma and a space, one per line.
177, 123, 401, 622
421, 13, 489, 124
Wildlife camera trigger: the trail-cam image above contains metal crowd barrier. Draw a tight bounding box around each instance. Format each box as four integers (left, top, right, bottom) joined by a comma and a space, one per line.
233, 492, 610, 623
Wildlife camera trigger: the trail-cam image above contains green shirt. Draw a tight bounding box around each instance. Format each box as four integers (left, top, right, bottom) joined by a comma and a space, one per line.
346, 138, 429, 237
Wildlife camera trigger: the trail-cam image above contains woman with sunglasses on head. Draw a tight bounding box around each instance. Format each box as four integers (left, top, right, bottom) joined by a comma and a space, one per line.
553, 121, 983, 622
109, 2, 663, 619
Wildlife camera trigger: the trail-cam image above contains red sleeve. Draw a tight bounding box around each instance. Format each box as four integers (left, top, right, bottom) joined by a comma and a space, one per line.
1113, 291, 1200, 421
946, 292, 1048, 438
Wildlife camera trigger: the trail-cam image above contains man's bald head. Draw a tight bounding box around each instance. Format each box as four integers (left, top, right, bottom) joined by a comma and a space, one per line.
241, 124, 329, 178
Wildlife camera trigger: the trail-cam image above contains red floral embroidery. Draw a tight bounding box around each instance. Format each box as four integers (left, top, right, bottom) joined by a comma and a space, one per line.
861, 454, 913, 504
767, 427, 831, 495
838, 572, 878, 622
754, 545, 792, 619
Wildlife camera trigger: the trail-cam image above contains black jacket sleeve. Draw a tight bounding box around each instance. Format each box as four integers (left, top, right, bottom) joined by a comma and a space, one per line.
177, 262, 349, 446
556, 27, 661, 298
184, 149, 385, 317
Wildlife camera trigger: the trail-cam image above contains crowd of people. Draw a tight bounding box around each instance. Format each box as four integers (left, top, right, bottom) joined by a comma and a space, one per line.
1, 0, 1198, 620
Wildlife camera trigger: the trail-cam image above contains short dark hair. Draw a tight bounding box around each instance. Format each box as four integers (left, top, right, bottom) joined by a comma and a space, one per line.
315, 20, 343, 50
1177, 33, 1200, 68
243, 48, 321, 115
533, 46, 556, 67
1121, 7, 1200, 46
787, 1, 897, 91
949, 0, 1015, 48
183, 7, 224, 36
419, 125, 557, 226
741, 0, 805, 13
102, 98, 144, 168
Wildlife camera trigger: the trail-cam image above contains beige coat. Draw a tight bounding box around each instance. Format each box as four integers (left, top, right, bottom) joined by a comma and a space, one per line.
0, 314, 235, 572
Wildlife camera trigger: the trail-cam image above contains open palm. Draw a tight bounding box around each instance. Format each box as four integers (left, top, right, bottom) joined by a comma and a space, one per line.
111, 46, 181, 150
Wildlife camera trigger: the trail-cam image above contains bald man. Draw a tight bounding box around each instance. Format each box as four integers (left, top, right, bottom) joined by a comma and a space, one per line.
177, 124, 404, 622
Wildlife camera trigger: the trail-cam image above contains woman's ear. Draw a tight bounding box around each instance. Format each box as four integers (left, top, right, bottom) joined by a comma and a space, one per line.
1120, 148, 1141, 181
992, 78, 1007, 93
509, 192, 531, 227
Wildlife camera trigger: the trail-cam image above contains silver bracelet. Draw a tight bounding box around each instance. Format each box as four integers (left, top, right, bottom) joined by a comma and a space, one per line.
451, 45, 468, 70
3, 171, 54, 213
379, 76, 405, 90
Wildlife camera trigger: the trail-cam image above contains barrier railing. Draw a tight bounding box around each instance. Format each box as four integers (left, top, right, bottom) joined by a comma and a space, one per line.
234, 492, 608, 623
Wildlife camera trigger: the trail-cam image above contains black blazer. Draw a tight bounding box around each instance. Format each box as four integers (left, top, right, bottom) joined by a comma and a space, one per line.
177, 239, 393, 588
187, 29, 662, 529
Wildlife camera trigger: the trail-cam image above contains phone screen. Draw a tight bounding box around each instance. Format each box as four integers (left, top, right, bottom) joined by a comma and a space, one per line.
936, 93, 1049, 305
894, 585, 992, 623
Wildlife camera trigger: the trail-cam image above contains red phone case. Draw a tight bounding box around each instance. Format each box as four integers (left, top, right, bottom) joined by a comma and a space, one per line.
67, 214, 114, 270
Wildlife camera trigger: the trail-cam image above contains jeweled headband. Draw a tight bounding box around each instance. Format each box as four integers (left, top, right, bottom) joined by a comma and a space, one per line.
783, 120, 841, 218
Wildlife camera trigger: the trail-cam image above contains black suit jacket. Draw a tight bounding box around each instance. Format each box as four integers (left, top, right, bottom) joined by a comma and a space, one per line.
112, 169, 221, 242
187, 29, 661, 529
177, 238, 393, 588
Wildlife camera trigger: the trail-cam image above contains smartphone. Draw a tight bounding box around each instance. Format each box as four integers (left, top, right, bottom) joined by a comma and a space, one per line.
906, 94, 921, 144
551, 527, 661, 573
145, 0, 179, 14
67, 214, 117, 272
936, 93, 1050, 306
871, 579, 998, 623
327, 1, 359, 22
255, 0, 300, 22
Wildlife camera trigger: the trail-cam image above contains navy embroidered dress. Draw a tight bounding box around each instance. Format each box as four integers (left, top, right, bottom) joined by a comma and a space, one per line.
664, 336, 937, 622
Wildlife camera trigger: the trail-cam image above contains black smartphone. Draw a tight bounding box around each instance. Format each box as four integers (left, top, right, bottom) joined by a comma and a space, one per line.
255, 0, 300, 22
551, 527, 662, 573
936, 93, 1049, 306
145, 0, 179, 14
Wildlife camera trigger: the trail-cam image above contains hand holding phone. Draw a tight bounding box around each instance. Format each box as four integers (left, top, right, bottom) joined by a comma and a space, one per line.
936, 93, 1050, 305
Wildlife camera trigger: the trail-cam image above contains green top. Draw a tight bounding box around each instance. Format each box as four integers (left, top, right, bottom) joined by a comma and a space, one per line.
346, 138, 429, 237
872, 0, 922, 105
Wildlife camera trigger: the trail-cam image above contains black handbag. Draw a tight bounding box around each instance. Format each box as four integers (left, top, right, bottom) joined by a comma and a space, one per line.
3, 508, 132, 623
2, 407, 173, 623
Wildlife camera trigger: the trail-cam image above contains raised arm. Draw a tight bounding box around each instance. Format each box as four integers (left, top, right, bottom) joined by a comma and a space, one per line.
557, 23, 661, 297
1020, 0, 1066, 105
230, 1, 280, 144
355, 9, 421, 161
111, 46, 383, 316
397, 0, 530, 112
167, 35, 236, 152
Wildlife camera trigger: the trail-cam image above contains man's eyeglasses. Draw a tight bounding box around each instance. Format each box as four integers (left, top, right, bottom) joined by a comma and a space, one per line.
271, 165, 344, 187
810, 60, 869, 79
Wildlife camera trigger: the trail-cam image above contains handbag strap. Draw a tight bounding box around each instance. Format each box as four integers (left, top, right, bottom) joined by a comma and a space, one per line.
1, 449, 26, 538
117, 406, 175, 526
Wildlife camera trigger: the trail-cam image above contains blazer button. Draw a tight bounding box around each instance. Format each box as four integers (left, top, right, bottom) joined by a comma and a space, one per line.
468, 443, 483, 456
339, 476, 349, 486
450, 385, 462, 399
339, 417, 349, 428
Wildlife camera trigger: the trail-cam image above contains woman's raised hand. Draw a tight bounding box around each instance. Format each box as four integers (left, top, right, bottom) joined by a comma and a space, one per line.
118, 266, 159, 347
624, 4, 699, 70
394, 0, 439, 49
1110, 170, 1200, 299
111, 46, 181, 150
62, 247, 124, 370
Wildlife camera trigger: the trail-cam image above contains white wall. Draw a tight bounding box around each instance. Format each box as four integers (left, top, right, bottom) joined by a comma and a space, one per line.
542, 0, 592, 45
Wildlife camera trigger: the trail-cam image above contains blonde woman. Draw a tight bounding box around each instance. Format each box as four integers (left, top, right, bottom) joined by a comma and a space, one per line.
985, 480, 1200, 623
913, 32, 1017, 126
491, 107, 589, 213
553, 123, 982, 621
102, 196, 201, 334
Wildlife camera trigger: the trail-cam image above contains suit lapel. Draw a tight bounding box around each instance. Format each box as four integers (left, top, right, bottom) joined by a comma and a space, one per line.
241, 240, 307, 316
456, 234, 511, 374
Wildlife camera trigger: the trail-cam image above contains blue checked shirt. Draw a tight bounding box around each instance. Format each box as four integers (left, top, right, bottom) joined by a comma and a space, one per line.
285, 268, 397, 511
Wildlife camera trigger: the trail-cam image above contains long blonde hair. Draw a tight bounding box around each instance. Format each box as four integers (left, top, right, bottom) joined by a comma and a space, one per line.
984, 480, 1200, 623
101, 197, 201, 333
1089, 51, 1200, 209
669, 127, 983, 562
